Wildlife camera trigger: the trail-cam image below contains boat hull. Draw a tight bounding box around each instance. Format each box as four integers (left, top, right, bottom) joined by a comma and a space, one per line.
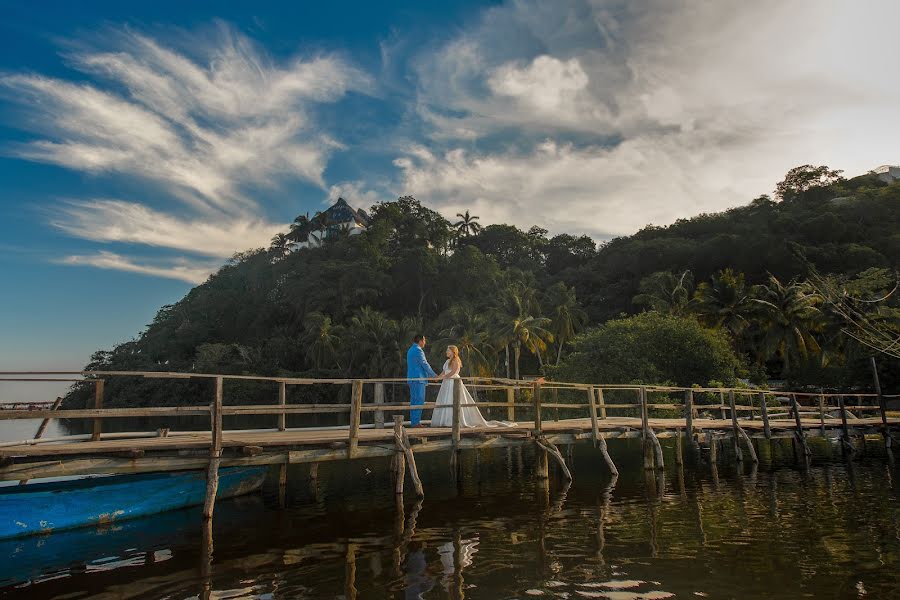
0, 466, 267, 539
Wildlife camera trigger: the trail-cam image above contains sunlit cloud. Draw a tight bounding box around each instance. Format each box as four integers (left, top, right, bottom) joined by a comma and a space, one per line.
59, 251, 218, 284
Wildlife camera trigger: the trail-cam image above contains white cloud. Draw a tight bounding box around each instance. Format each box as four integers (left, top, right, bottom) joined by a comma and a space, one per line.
52, 199, 283, 257
325, 181, 386, 209
59, 251, 217, 284
400, 0, 900, 237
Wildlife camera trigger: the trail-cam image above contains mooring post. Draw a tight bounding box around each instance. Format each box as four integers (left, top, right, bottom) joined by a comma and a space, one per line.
348, 380, 363, 459
392, 416, 406, 494
587, 386, 600, 447
202, 376, 224, 520
729, 390, 743, 462
506, 386, 515, 421
871, 357, 890, 448
374, 383, 386, 429
759, 392, 771, 439
92, 379, 105, 442
278, 380, 287, 432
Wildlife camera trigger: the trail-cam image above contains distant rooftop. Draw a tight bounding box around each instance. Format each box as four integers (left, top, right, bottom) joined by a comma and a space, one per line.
321, 197, 371, 227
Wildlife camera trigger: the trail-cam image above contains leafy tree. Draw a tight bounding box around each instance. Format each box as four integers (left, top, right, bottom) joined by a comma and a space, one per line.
692, 268, 756, 344
302, 312, 343, 370
633, 270, 695, 316
545, 282, 588, 365
552, 312, 744, 387
453, 210, 482, 237
775, 164, 845, 201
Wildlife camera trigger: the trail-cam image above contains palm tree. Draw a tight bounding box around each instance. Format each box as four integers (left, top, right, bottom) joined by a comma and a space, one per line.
453, 210, 482, 237
268, 233, 292, 261
287, 213, 311, 243
438, 305, 494, 377
692, 268, 756, 343
751, 275, 825, 375
546, 282, 588, 365
350, 307, 399, 377
492, 282, 553, 378
302, 312, 343, 370
633, 270, 694, 316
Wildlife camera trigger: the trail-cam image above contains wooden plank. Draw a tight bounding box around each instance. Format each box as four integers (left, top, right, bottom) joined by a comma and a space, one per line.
278, 381, 287, 432
92, 380, 105, 441
0, 406, 211, 420
348, 380, 363, 459
33, 397, 63, 440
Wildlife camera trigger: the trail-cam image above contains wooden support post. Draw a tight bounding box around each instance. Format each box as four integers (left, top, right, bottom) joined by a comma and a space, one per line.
452, 378, 462, 448
374, 383, 386, 429
535, 437, 572, 481
34, 396, 63, 440
348, 380, 363, 459
818, 391, 827, 436
871, 357, 890, 448
729, 390, 743, 462
598, 435, 618, 476
278, 381, 287, 432
759, 392, 771, 439
536, 441, 549, 480
790, 394, 811, 458
552, 387, 559, 422
684, 390, 694, 439
640, 387, 649, 439
737, 426, 759, 464
396, 426, 424, 498
719, 390, 727, 421
92, 380, 105, 442
648, 428, 664, 470
675, 429, 684, 466
707, 431, 717, 463
837, 395, 854, 455
597, 387, 607, 419
587, 387, 600, 446
506, 387, 515, 421
203, 376, 223, 520
533, 381, 543, 435
392, 416, 406, 495
278, 460, 288, 508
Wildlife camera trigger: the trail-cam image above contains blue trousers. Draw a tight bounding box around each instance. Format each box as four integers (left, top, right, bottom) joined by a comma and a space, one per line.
409, 383, 426, 425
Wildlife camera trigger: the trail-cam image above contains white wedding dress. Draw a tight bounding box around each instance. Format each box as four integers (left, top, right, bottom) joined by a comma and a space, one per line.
430, 360, 516, 428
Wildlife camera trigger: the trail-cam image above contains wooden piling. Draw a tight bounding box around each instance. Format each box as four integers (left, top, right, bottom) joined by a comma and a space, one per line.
818, 391, 827, 436
871, 357, 891, 448
535, 436, 572, 481
597, 387, 607, 419
587, 387, 600, 446
675, 428, 684, 466
790, 394, 811, 458
506, 387, 515, 421
533, 381, 543, 435
759, 392, 771, 439
736, 425, 759, 464
729, 390, 743, 462
392, 416, 406, 494
278, 381, 287, 432
719, 390, 727, 421
684, 390, 694, 440
374, 383, 386, 429
707, 431, 717, 464
837, 394, 854, 455
598, 435, 618, 476
536, 442, 550, 480
397, 427, 424, 498
202, 376, 223, 520
648, 427, 664, 470
92, 380, 105, 442
278, 460, 288, 507
348, 380, 363, 459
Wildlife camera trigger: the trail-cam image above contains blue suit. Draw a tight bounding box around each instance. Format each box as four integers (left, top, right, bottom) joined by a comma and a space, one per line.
406, 344, 436, 425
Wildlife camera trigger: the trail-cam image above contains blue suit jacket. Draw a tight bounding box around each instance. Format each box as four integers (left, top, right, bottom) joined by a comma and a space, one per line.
406, 344, 436, 384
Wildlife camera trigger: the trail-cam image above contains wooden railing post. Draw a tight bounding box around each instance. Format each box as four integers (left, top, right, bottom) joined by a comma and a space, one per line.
759, 392, 771, 439
374, 383, 386, 429
587, 386, 599, 446
818, 391, 827, 436
838, 394, 853, 454
392, 416, 406, 494
278, 381, 287, 432
533, 381, 543, 435
452, 378, 462, 449
790, 394, 811, 458
871, 357, 890, 448
728, 390, 743, 462
639, 386, 649, 439
718, 390, 727, 421
506, 386, 515, 421
203, 376, 223, 520
684, 389, 694, 439
597, 387, 607, 419
348, 380, 363, 459
91, 379, 105, 441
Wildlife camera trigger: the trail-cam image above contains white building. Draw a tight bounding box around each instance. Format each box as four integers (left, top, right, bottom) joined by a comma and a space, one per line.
872, 165, 900, 184
293, 198, 371, 248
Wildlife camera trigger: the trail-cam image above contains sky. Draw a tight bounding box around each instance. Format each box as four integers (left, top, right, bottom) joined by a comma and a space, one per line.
1, 0, 899, 400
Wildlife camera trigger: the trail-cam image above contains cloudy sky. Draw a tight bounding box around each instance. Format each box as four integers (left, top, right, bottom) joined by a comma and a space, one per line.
1, 0, 899, 384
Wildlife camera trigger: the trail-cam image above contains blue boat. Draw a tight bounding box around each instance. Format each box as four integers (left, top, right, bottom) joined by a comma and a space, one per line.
0, 466, 267, 540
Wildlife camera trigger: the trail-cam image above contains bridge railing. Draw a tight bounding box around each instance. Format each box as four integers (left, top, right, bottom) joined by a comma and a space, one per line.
0, 371, 895, 453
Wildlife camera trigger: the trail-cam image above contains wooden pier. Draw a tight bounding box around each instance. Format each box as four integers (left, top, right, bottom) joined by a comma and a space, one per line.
1, 371, 898, 521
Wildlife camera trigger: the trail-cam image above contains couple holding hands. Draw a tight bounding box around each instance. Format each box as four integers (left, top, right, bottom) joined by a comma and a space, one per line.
405, 334, 514, 429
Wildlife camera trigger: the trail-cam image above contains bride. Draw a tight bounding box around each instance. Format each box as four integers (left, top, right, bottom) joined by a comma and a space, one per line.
430, 345, 516, 428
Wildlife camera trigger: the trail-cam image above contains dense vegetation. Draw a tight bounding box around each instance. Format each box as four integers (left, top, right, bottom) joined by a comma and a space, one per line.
65, 166, 899, 409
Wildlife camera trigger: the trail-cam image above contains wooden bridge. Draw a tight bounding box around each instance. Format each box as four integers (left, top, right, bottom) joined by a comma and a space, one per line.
1, 371, 898, 521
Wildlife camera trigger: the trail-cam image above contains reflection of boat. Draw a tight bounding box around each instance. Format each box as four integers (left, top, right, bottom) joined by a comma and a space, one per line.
0, 467, 266, 540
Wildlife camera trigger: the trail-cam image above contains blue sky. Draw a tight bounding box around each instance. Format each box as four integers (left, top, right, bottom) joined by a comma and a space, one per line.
1, 0, 899, 399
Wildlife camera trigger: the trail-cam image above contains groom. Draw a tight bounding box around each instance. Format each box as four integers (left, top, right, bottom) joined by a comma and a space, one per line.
406, 334, 437, 427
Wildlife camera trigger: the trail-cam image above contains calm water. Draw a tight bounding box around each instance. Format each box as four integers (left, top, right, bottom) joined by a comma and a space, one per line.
3, 439, 900, 599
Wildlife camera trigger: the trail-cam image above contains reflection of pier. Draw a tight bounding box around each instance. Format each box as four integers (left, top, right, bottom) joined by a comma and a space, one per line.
1, 370, 897, 529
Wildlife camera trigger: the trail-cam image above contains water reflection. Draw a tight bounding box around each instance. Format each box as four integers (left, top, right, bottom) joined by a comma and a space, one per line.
3, 441, 900, 598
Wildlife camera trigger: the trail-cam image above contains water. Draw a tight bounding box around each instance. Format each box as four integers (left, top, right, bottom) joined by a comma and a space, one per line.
3, 440, 900, 599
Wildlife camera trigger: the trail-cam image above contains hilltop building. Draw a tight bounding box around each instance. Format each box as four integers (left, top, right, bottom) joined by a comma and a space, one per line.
872, 165, 900, 184
293, 198, 371, 248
